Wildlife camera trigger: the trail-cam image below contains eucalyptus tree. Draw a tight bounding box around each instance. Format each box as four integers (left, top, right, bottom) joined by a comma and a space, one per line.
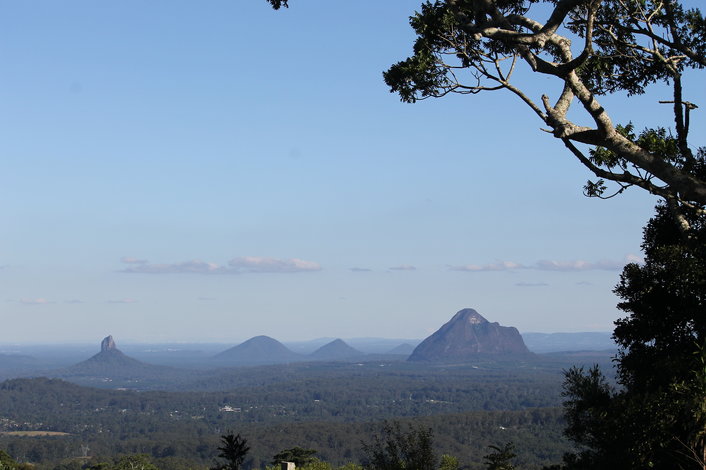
269, 0, 706, 232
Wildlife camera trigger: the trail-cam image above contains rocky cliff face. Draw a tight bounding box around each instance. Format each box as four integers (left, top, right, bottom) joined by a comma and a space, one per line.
408, 308, 531, 362
101, 335, 116, 352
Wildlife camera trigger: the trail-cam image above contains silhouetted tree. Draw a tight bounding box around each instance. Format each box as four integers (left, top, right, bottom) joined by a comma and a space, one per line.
483, 443, 516, 470
561, 197, 706, 469
362, 421, 437, 470
212, 433, 250, 470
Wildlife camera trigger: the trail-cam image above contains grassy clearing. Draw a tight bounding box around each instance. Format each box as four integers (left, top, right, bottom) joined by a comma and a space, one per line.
1, 431, 71, 436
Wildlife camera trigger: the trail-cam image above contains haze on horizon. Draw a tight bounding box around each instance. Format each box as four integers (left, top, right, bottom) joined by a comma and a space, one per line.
2, 1, 703, 345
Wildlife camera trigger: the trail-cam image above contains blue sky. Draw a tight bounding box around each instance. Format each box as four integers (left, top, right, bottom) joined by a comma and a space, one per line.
1, 1, 703, 344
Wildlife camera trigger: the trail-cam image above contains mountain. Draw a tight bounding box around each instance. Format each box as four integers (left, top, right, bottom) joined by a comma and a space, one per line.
63, 335, 159, 377
386, 343, 416, 356
214, 335, 302, 365
44, 335, 190, 390
309, 339, 363, 361
408, 308, 531, 362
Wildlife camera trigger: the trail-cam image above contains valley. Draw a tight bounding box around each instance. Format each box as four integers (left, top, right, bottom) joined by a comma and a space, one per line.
0, 310, 616, 469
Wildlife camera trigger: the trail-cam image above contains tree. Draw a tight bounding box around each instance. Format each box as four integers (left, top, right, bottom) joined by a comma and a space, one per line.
113, 455, 159, 470
384, 0, 706, 219
361, 422, 437, 470
483, 443, 516, 470
212, 433, 251, 470
267, 1, 705, 229
0, 450, 32, 470
271, 448, 318, 467
266, 0, 288, 9
438, 455, 458, 470
560, 198, 706, 469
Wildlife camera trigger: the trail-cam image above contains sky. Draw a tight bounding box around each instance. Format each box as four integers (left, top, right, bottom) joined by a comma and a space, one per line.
1, 1, 704, 344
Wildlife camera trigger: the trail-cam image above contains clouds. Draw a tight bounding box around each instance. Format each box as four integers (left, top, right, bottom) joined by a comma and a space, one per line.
450, 261, 522, 272
228, 256, 321, 273
19, 298, 53, 305
121, 259, 225, 274
389, 265, 416, 271
11, 298, 132, 305
107, 298, 138, 304
120, 256, 322, 274
117, 254, 642, 276
450, 255, 643, 272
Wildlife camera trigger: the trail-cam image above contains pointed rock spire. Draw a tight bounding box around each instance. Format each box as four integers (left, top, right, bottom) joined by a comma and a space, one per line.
101, 335, 117, 352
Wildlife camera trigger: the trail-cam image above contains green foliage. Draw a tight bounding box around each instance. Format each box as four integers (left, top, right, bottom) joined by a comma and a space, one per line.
379, 0, 706, 207
383, 1, 704, 99
0, 361, 578, 469
362, 421, 437, 470
560, 198, 706, 469
614, 202, 706, 389
438, 455, 457, 470
113, 454, 159, 470
272, 447, 318, 466
482, 443, 516, 470
212, 433, 250, 470
265, 0, 288, 9
0, 450, 31, 470
298, 459, 332, 470
586, 125, 686, 198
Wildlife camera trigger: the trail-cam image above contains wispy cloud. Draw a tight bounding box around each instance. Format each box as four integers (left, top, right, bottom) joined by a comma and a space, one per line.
120, 256, 321, 274
515, 282, 549, 287
64, 299, 84, 304
389, 265, 416, 271
120, 256, 148, 265
122, 259, 225, 274
449, 261, 523, 272
107, 298, 138, 304
350, 267, 372, 272
20, 298, 53, 305
534, 259, 626, 271
228, 256, 321, 273
450, 255, 642, 273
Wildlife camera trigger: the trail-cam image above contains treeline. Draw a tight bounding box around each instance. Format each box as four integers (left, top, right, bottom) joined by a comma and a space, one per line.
0, 359, 592, 469
0, 367, 567, 432
0, 408, 569, 469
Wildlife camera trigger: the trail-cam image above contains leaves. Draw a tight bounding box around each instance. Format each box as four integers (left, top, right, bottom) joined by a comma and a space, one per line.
212, 433, 250, 470
362, 422, 437, 470
482, 443, 516, 470
380, 0, 706, 208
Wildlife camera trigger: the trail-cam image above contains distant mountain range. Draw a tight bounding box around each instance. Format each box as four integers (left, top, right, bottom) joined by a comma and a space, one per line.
0, 309, 618, 387
214, 336, 365, 365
